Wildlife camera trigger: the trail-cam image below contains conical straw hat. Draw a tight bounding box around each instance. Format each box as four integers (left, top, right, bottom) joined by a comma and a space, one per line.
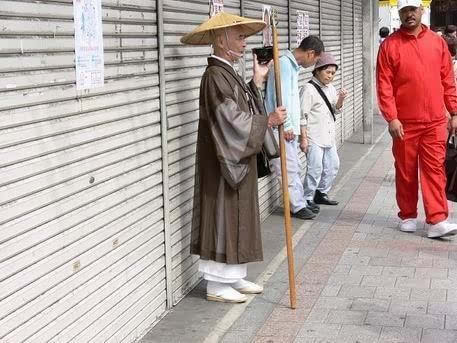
180, 11, 266, 45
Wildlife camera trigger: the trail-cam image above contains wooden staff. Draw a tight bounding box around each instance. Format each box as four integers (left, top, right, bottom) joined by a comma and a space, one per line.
271, 11, 296, 310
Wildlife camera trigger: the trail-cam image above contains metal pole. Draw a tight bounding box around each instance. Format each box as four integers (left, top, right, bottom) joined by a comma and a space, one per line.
157, 0, 173, 309
340, 0, 344, 144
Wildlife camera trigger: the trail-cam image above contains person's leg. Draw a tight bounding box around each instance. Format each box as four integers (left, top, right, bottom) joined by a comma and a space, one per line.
392, 123, 421, 222
419, 120, 448, 224
303, 143, 324, 201
314, 145, 340, 205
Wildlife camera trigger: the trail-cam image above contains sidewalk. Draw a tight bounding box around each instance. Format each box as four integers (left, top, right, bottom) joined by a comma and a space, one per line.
142, 116, 457, 343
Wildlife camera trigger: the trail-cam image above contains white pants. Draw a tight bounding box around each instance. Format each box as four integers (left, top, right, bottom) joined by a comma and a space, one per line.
271, 136, 307, 213
199, 260, 247, 283
303, 143, 340, 200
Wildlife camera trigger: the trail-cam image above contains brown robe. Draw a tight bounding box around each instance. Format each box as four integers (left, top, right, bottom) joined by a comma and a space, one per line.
191, 57, 269, 264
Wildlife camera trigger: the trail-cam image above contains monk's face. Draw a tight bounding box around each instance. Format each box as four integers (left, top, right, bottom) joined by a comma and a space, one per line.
213, 26, 247, 62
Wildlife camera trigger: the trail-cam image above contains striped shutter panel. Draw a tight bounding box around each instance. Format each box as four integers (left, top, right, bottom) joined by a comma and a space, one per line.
353, 0, 364, 130
342, 0, 355, 140
0, 1, 166, 342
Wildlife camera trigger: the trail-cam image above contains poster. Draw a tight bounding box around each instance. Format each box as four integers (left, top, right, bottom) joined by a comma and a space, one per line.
262, 5, 273, 47
209, 0, 224, 17
296, 10, 310, 47
73, 0, 104, 90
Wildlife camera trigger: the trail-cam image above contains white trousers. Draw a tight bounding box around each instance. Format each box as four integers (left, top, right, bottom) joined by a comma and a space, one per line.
303, 143, 340, 200
199, 260, 247, 283
271, 137, 307, 213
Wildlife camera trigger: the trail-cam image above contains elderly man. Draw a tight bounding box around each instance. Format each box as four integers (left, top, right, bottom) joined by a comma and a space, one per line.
377, 0, 457, 238
181, 12, 286, 303
265, 36, 324, 219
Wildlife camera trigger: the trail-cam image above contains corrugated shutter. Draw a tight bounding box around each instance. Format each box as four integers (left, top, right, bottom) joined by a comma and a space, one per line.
321, 0, 343, 147
0, 1, 166, 342
353, 0, 364, 130
342, 0, 355, 139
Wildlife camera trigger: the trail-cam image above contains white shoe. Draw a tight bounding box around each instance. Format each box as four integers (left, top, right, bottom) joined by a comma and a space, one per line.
231, 279, 263, 294
427, 221, 457, 239
400, 218, 417, 232
206, 281, 247, 303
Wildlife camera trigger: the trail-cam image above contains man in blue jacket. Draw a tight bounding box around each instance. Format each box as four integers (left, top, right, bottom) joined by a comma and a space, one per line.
265, 36, 324, 219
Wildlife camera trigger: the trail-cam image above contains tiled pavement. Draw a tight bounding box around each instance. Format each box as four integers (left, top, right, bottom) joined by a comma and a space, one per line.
249, 147, 457, 342
144, 118, 457, 343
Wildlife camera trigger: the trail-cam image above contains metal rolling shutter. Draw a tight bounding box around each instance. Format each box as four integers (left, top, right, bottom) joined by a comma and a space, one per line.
0, 1, 166, 342
353, 0, 364, 131
244, 0, 288, 221
320, 0, 342, 147
163, 0, 243, 305
342, 0, 355, 140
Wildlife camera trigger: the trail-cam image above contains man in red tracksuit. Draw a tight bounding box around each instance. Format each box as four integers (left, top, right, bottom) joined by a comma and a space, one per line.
377, 0, 457, 239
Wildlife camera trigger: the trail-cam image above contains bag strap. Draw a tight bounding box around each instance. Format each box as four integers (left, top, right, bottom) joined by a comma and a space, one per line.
309, 80, 336, 122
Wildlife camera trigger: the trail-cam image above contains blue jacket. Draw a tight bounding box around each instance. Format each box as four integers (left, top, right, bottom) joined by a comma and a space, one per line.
265, 50, 301, 135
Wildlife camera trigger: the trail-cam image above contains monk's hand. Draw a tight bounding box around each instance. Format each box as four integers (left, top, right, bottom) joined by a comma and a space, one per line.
253, 53, 272, 87
268, 106, 287, 128
450, 115, 457, 135
284, 131, 295, 142
388, 119, 404, 140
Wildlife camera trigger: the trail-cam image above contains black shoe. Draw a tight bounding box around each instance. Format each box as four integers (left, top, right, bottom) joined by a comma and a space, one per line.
314, 190, 339, 206
306, 200, 320, 214
291, 207, 316, 220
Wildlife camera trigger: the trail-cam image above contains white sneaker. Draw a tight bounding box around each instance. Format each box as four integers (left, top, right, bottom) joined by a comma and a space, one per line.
206, 281, 247, 303
427, 221, 457, 239
231, 279, 263, 294
400, 218, 417, 232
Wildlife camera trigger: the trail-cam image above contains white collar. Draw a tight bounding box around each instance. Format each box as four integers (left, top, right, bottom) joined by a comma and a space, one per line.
211, 55, 234, 69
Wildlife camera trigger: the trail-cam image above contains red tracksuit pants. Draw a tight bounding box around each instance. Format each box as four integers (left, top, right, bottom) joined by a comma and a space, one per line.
392, 119, 448, 225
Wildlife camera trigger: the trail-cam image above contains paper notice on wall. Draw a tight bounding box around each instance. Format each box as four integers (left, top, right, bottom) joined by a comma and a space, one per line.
73, 0, 104, 90
296, 10, 310, 47
262, 5, 273, 47
209, 0, 224, 17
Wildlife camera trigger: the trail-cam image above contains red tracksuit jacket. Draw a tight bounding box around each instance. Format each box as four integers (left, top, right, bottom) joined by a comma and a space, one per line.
377, 25, 457, 123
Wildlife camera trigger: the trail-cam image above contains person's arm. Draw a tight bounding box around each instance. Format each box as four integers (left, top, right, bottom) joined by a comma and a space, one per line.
299, 85, 312, 153
441, 38, 457, 116
376, 44, 398, 122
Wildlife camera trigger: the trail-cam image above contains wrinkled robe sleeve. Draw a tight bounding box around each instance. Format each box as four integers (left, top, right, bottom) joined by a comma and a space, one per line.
202, 70, 268, 190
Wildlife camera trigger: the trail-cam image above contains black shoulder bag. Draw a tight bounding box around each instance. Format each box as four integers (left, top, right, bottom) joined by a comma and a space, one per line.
309, 80, 336, 122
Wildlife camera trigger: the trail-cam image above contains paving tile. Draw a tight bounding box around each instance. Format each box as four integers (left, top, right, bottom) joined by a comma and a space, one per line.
358, 247, 390, 258
410, 289, 446, 302
268, 307, 310, 323
325, 310, 367, 325
404, 314, 444, 329
351, 298, 390, 312
430, 278, 456, 290
349, 265, 384, 276
327, 274, 363, 286
445, 315, 457, 329
339, 255, 371, 266
320, 285, 341, 297
421, 329, 457, 343
365, 312, 406, 327
293, 338, 316, 343
338, 285, 375, 299
370, 256, 403, 267
306, 308, 330, 323
379, 327, 421, 343
389, 300, 428, 315
382, 267, 415, 277
375, 287, 411, 301
313, 297, 352, 310
362, 275, 396, 288
252, 336, 296, 343
414, 267, 448, 279
336, 324, 382, 343
401, 257, 433, 268
428, 302, 457, 315
395, 277, 431, 289
333, 264, 351, 274
256, 320, 301, 338
296, 323, 341, 339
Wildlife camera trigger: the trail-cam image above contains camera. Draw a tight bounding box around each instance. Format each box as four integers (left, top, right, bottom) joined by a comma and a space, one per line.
252, 46, 273, 64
